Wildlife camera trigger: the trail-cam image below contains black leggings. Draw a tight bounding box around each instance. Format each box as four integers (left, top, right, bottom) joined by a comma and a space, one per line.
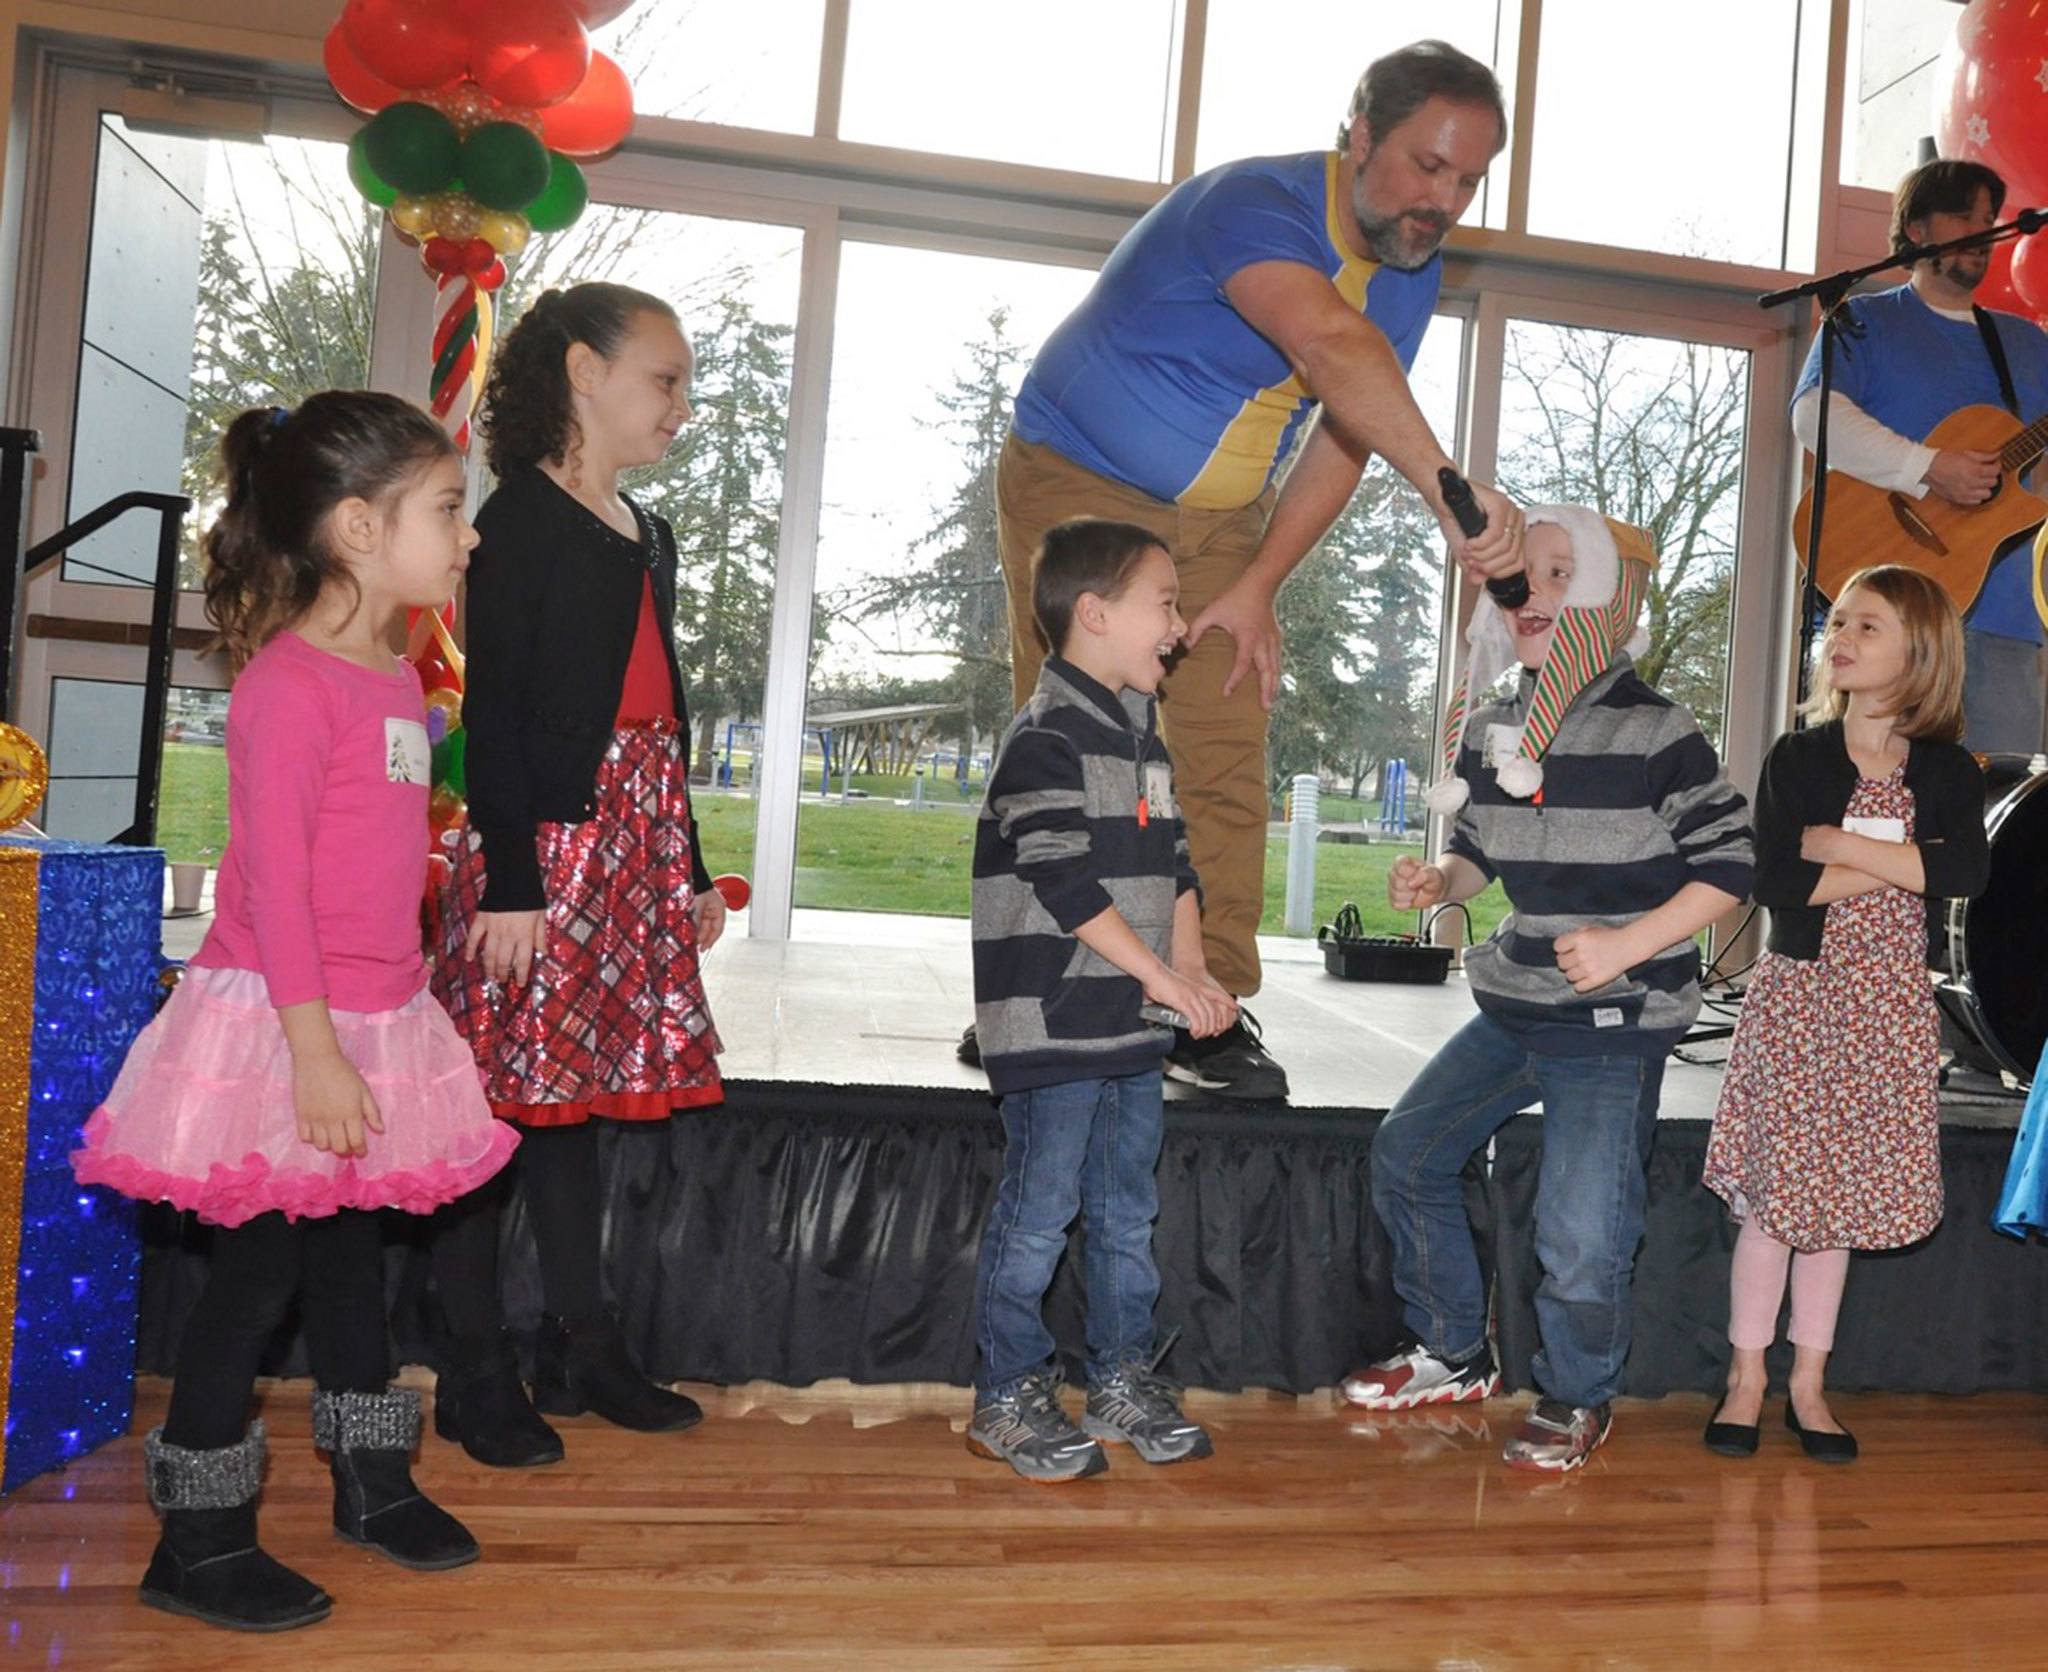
162, 1209, 389, 1450
430, 1120, 606, 1340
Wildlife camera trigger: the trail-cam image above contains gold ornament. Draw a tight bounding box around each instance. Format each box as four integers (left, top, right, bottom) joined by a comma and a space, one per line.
0, 724, 49, 833
390, 195, 437, 238
477, 210, 532, 259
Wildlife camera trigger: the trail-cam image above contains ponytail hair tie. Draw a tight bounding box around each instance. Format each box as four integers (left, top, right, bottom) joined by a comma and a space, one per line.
268, 405, 291, 430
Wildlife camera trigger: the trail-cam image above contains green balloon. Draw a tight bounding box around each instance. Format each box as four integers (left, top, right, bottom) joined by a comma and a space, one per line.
461, 122, 551, 212
523, 153, 589, 234
431, 728, 467, 797
346, 130, 396, 208
361, 102, 461, 197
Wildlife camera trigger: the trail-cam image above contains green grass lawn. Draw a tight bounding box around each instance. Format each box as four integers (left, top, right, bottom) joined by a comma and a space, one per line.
162, 753, 1499, 942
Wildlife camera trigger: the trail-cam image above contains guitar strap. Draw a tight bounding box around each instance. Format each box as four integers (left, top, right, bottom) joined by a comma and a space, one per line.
1973, 306, 2022, 417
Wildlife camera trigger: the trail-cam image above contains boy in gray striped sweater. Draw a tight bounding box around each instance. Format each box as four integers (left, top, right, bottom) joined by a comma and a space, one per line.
966, 519, 1236, 1482
1342, 508, 1753, 1473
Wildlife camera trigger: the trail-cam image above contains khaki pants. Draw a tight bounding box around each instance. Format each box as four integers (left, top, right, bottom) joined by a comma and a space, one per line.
996, 434, 1274, 997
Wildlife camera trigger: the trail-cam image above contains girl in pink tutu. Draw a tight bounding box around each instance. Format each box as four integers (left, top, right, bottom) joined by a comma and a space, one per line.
72, 390, 518, 1633
424, 284, 724, 1466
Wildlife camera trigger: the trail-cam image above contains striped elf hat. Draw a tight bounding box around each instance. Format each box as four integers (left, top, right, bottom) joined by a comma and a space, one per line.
1425, 506, 1656, 815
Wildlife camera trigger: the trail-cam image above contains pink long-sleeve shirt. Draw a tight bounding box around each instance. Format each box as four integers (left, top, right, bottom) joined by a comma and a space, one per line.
190, 631, 433, 1012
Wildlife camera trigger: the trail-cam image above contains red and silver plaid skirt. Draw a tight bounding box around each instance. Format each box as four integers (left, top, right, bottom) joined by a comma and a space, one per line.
432, 720, 723, 1127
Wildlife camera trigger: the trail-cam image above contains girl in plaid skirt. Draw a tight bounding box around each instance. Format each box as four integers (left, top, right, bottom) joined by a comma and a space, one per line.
427, 283, 726, 1466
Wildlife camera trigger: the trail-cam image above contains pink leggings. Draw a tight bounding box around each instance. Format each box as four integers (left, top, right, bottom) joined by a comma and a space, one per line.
1727, 1221, 1851, 1352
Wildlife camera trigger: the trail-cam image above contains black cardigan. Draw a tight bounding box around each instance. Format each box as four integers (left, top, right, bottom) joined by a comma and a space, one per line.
461, 467, 711, 912
1754, 721, 1988, 963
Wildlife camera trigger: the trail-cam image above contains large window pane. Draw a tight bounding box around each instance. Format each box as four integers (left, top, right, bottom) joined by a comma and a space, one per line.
800, 243, 1095, 919
1840, 0, 1952, 192
485, 207, 803, 893
1195, 1, 1512, 230
1266, 313, 1486, 936
1527, 1, 1805, 266
593, 0, 826, 134
839, 1, 1181, 179
69, 120, 378, 591
1495, 320, 1749, 750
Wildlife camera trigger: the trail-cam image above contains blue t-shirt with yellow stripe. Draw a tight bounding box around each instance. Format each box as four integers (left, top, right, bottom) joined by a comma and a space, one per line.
1013, 151, 1441, 512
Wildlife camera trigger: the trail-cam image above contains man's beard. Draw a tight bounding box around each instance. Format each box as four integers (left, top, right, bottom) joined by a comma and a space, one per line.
1350, 179, 1451, 271
1934, 248, 1987, 291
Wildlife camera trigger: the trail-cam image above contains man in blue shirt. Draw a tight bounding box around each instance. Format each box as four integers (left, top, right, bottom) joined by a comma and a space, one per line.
989, 41, 1524, 1101
1791, 159, 2048, 754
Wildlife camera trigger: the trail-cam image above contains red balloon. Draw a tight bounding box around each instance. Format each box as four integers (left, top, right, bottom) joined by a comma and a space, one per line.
464, 0, 592, 109
1934, 1, 2048, 213
712, 874, 751, 912
476, 258, 508, 292
422, 235, 468, 276
462, 237, 498, 273
1974, 240, 2027, 315
2011, 233, 2048, 317
342, 0, 470, 93
324, 24, 408, 113
538, 50, 634, 157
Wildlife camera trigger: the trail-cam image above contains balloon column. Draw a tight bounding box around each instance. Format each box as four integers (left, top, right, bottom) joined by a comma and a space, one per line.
326, 0, 637, 449
1934, 1, 2048, 320
408, 601, 469, 942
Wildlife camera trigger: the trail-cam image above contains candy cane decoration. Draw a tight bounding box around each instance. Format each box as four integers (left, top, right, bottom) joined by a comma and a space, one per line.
430, 273, 492, 453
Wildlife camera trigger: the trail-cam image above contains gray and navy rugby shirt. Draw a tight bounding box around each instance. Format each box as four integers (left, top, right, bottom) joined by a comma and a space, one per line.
971, 657, 1200, 1095
1446, 654, 1753, 1056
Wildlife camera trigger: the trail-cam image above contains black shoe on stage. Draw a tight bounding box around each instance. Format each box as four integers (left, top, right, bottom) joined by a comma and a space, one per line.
1165, 1009, 1289, 1102
956, 1024, 982, 1068
316, 1388, 480, 1571
1785, 1399, 1858, 1464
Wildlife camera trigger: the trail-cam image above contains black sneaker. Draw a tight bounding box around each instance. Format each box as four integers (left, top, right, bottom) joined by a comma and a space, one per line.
1165, 1009, 1288, 1102
956, 1024, 982, 1068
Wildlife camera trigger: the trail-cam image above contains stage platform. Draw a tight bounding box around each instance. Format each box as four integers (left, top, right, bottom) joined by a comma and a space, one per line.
137, 902, 2043, 1404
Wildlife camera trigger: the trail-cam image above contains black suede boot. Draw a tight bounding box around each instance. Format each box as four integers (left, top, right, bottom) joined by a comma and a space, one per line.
433, 1331, 564, 1468
530, 1312, 703, 1432
315, 1388, 479, 1571
139, 1422, 332, 1632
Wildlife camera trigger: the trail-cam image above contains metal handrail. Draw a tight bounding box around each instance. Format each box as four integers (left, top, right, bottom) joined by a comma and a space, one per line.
0, 426, 192, 846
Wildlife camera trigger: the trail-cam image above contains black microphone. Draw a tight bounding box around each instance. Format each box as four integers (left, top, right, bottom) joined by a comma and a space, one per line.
1439, 467, 1528, 610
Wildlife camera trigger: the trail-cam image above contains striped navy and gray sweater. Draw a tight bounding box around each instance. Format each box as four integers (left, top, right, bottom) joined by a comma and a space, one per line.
971, 657, 1200, 1094
1446, 655, 1754, 1056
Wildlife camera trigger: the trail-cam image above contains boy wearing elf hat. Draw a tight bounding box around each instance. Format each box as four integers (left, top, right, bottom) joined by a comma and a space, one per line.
1341, 506, 1753, 1472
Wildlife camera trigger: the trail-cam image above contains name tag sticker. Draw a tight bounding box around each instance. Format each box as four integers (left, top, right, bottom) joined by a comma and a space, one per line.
1842, 814, 1906, 844
1593, 1006, 1623, 1028
1143, 761, 1176, 823
385, 717, 431, 786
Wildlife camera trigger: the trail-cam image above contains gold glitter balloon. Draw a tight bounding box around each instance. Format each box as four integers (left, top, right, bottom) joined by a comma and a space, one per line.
0, 724, 48, 832
390, 195, 437, 238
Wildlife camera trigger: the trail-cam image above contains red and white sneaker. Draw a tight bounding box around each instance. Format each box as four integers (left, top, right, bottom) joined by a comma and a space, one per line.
1502, 1398, 1612, 1472
1340, 1344, 1499, 1410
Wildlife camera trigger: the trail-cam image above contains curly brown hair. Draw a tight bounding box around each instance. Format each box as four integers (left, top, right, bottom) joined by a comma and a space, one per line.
480, 282, 679, 478
202, 391, 456, 669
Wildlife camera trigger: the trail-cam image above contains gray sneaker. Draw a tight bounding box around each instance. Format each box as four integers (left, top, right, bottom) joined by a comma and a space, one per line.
1083, 1362, 1214, 1465
967, 1372, 1108, 1482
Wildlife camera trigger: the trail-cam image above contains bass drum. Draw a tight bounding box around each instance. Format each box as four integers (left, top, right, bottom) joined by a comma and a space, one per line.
1936, 753, 2048, 1083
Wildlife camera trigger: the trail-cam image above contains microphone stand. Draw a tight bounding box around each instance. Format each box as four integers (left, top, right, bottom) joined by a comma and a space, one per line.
1758, 207, 2048, 713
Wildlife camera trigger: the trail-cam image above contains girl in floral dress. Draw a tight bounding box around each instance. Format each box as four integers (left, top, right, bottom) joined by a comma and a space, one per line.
1703, 566, 1985, 1462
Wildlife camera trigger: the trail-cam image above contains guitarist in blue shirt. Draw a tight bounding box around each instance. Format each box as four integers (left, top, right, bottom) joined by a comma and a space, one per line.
1791, 159, 2048, 754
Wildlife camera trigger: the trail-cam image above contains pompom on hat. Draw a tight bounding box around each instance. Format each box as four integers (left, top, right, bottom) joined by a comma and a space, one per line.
1424, 507, 1657, 815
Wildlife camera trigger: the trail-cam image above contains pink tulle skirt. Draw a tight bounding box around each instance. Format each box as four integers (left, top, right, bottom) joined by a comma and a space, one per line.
71, 966, 518, 1228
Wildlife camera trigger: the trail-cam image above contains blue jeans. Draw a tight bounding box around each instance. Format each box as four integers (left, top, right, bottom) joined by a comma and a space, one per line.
1370, 1011, 1665, 1408
973, 1069, 1164, 1398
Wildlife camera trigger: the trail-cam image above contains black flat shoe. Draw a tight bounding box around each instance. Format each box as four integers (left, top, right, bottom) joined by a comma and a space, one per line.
1702, 1398, 1760, 1458
1784, 1400, 1858, 1464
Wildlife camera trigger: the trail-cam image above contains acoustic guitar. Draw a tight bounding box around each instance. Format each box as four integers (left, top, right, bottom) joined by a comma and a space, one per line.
1792, 403, 2048, 612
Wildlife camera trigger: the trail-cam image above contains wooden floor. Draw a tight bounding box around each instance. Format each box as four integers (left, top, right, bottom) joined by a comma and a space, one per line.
4, 1376, 2044, 1669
